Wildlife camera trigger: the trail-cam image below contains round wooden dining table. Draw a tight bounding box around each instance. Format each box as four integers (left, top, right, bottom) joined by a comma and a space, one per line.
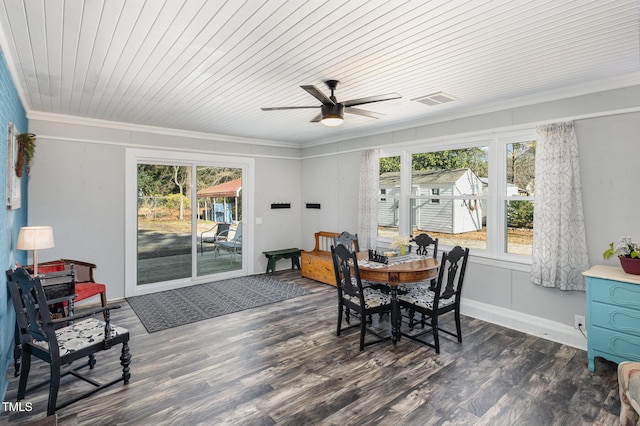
356, 253, 440, 343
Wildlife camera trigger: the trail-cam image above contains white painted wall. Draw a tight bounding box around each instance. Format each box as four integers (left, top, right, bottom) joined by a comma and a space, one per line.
299, 150, 361, 252
28, 136, 126, 300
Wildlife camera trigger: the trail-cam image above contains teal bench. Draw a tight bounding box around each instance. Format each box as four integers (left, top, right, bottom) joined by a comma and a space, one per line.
263, 248, 302, 274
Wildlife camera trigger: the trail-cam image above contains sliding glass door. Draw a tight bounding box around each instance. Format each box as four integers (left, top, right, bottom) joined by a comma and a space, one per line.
137, 164, 194, 284
127, 149, 252, 295
195, 166, 243, 278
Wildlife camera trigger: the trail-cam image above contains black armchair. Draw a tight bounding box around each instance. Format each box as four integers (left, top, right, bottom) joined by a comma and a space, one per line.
6, 267, 131, 416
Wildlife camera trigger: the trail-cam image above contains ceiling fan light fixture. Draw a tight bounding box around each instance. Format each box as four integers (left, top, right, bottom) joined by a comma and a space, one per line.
321, 116, 343, 127
320, 104, 344, 127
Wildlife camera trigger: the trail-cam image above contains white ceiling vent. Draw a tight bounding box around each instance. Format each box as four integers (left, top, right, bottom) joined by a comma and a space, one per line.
412, 92, 458, 106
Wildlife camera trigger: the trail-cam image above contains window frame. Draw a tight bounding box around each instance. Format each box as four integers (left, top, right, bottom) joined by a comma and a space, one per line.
379, 129, 537, 265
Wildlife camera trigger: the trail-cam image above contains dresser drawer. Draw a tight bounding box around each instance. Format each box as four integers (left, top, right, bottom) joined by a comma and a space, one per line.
589, 325, 640, 363
591, 301, 640, 338
589, 277, 640, 309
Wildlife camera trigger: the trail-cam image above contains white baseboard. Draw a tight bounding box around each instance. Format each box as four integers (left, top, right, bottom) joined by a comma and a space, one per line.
461, 298, 587, 351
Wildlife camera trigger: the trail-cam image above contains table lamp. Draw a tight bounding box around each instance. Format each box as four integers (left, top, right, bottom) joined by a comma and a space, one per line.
16, 226, 55, 276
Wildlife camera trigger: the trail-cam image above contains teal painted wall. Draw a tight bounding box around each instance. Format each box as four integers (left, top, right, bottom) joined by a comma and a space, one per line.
0, 47, 28, 402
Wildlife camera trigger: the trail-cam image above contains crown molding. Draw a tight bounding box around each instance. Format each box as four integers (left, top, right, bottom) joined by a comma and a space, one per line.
27, 110, 302, 149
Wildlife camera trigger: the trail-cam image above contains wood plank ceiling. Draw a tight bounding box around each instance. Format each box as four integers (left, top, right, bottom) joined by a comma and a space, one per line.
0, 0, 638, 147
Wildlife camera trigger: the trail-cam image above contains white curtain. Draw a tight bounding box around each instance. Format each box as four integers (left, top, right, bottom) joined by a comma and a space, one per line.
357, 149, 380, 250
531, 122, 589, 291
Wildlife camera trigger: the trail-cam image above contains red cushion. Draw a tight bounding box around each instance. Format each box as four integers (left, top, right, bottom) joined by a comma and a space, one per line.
75, 282, 106, 301
61, 282, 107, 306
38, 263, 65, 273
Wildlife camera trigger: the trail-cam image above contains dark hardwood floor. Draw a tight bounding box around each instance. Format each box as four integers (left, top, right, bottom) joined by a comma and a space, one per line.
2, 270, 621, 425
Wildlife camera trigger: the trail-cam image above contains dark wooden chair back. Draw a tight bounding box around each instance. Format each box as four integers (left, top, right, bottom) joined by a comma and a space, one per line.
411, 233, 439, 290
411, 233, 439, 258
37, 269, 77, 307
8, 268, 58, 347
433, 245, 469, 304
333, 231, 360, 253
331, 243, 364, 304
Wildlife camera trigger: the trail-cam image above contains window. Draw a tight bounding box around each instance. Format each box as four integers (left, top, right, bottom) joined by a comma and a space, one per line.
378, 131, 536, 262
378, 155, 401, 240
504, 141, 535, 256
411, 146, 488, 251
430, 188, 440, 204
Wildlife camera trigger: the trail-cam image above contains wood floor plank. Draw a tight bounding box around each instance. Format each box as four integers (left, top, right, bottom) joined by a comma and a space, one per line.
1, 270, 621, 425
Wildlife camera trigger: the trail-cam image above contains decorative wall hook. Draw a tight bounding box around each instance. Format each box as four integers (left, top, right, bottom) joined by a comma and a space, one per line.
271, 203, 291, 209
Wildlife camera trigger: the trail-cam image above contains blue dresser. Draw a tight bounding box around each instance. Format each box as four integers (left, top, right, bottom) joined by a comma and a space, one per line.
584, 265, 640, 372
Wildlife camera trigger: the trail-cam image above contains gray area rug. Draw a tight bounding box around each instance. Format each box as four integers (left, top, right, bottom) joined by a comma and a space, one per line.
127, 275, 310, 333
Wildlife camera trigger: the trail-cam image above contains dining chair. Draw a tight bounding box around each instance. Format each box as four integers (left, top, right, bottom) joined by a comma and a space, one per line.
330, 243, 392, 351
6, 267, 131, 416
398, 246, 469, 353
332, 231, 360, 252
333, 231, 390, 326
412, 233, 439, 258
400, 233, 439, 294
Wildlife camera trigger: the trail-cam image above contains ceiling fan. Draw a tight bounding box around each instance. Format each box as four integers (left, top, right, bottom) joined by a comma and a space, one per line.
261, 80, 401, 127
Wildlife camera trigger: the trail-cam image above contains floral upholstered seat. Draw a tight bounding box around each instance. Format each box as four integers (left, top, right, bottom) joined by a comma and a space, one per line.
32, 317, 129, 357
342, 284, 392, 309
398, 288, 455, 310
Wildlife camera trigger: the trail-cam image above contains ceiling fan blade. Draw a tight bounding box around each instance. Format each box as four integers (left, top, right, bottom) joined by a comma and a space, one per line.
343, 93, 401, 107
301, 85, 335, 105
261, 106, 319, 111
345, 107, 384, 119
310, 113, 322, 122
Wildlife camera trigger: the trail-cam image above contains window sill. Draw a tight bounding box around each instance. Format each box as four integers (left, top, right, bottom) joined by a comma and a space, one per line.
468, 254, 531, 273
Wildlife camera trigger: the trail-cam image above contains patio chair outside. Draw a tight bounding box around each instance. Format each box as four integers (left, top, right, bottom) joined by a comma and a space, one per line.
199, 223, 231, 255
214, 222, 242, 262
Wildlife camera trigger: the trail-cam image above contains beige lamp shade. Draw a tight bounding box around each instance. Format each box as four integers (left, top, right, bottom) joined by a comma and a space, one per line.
17, 226, 55, 276
17, 226, 55, 250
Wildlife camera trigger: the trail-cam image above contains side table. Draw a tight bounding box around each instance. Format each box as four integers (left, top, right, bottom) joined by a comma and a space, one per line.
583, 265, 640, 372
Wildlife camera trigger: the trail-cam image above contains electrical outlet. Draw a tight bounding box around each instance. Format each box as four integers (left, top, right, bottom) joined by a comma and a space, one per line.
574, 315, 585, 329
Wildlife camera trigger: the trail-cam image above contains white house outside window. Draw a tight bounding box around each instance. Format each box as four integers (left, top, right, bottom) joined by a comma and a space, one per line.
378, 130, 536, 263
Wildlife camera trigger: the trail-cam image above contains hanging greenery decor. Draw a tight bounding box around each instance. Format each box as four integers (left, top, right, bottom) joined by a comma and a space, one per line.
15, 132, 36, 177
